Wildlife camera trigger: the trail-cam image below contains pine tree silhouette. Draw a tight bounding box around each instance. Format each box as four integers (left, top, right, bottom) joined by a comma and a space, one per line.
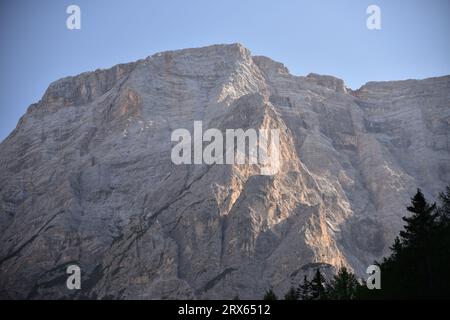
284, 286, 298, 300
309, 269, 327, 300
327, 267, 361, 300
401, 189, 437, 248
297, 275, 311, 300
434, 186, 450, 297
263, 288, 277, 300
357, 187, 450, 299
389, 189, 437, 298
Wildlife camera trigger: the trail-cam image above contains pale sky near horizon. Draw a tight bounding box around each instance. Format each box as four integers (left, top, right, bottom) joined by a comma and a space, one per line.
1, 0, 449, 141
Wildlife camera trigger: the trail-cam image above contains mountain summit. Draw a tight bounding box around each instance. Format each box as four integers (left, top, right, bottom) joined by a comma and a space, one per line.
1, 44, 449, 299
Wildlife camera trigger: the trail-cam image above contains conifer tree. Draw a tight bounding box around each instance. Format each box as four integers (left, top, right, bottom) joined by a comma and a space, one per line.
357, 187, 450, 299
400, 189, 437, 248
309, 269, 327, 300
434, 186, 450, 298
263, 288, 277, 300
297, 275, 311, 300
284, 286, 298, 300
327, 267, 361, 300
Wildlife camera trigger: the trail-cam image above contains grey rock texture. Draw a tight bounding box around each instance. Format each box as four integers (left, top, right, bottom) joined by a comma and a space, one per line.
0, 43, 449, 299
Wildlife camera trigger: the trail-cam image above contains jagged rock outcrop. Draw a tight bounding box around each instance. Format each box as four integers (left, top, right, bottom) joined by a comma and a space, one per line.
1, 43, 449, 299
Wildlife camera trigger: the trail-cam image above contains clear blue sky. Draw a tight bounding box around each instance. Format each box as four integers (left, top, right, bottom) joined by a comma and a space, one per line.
1, 0, 449, 141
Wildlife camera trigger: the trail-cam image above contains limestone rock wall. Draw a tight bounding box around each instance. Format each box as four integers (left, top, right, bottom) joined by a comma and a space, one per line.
0, 44, 449, 299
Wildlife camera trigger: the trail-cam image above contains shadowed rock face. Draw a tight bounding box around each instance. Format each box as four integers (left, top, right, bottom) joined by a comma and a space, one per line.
0, 43, 449, 299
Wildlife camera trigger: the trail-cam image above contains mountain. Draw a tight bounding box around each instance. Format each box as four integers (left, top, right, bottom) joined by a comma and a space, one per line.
0, 43, 449, 299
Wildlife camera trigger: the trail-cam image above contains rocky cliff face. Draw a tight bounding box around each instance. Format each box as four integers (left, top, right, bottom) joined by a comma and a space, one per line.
1, 44, 449, 299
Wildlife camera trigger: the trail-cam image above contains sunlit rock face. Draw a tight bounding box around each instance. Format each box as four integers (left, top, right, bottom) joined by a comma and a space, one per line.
0, 43, 449, 299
